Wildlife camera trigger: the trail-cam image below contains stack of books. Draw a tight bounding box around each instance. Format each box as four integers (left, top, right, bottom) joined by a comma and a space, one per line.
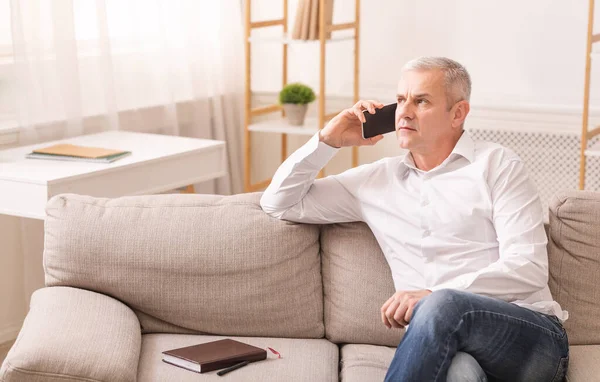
25, 143, 131, 163
291, 0, 335, 40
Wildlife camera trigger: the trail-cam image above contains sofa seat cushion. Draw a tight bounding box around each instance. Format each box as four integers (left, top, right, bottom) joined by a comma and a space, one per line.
340, 344, 395, 382
340, 343, 596, 381
137, 334, 338, 381
567, 345, 600, 381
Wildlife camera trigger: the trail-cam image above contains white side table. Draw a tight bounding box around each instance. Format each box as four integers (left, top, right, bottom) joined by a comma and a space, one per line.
0, 130, 227, 219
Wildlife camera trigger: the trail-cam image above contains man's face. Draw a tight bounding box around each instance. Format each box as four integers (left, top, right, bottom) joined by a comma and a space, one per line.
395, 69, 459, 153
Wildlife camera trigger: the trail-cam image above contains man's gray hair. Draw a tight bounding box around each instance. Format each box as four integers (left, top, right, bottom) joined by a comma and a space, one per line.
402, 57, 472, 107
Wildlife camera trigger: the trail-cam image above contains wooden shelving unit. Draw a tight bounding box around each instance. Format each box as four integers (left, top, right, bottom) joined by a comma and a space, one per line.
243, 0, 361, 192
579, 0, 600, 189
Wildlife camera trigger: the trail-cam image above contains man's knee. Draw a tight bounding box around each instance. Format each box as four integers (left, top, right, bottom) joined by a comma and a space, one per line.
447, 352, 487, 382
413, 289, 473, 323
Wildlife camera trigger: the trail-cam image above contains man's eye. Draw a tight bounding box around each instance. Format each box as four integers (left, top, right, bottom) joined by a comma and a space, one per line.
417, 99, 427, 104
397, 99, 405, 104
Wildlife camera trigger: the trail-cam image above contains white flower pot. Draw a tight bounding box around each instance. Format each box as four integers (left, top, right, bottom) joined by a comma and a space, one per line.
283, 103, 308, 126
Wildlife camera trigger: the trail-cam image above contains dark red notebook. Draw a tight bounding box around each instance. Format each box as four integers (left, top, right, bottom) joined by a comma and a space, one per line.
162, 339, 267, 373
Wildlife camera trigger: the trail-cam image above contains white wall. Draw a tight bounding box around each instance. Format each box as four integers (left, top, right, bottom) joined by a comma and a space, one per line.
251, 0, 600, 109
248, 0, 600, 182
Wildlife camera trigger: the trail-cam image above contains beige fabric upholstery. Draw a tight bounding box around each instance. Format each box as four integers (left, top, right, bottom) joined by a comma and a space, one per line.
43, 193, 324, 339
566, 345, 600, 381
137, 334, 338, 381
548, 190, 600, 345
4, 190, 599, 381
339, 344, 597, 382
321, 222, 404, 346
0, 286, 140, 382
339, 344, 395, 382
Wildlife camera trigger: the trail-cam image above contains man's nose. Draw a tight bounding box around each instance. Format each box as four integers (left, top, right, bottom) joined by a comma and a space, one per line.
397, 101, 415, 121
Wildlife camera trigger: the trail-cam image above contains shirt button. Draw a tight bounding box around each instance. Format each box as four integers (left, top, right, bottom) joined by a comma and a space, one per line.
421, 199, 429, 207
423, 230, 431, 237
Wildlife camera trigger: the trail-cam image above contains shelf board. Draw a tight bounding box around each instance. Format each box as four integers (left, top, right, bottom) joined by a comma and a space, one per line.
248, 117, 322, 136
585, 143, 600, 157
248, 34, 354, 44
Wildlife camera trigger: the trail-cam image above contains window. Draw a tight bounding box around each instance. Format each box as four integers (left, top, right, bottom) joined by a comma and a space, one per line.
0, 0, 14, 123
0, 0, 223, 128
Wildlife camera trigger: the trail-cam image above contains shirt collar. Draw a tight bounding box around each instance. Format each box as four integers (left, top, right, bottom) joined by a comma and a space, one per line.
451, 131, 475, 164
400, 131, 475, 172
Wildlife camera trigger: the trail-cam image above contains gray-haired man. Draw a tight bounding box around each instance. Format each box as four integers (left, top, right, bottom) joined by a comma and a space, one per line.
260, 57, 569, 381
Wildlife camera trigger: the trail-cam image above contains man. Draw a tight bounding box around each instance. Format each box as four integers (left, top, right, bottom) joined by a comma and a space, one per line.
260, 57, 569, 381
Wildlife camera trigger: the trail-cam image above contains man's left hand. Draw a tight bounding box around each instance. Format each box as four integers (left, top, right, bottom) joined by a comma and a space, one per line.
381, 289, 432, 329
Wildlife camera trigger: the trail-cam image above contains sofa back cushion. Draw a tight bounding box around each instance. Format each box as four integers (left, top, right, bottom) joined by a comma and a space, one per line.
321, 222, 404, 346
44, 193, 324, 338
548, 190, 600, 345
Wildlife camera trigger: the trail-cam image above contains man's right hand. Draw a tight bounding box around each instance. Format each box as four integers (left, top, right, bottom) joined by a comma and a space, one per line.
318, 100, 386, 148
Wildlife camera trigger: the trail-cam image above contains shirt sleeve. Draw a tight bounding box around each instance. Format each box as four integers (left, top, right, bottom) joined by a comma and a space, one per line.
260, 132, 374, 224
429, 159, 549, 302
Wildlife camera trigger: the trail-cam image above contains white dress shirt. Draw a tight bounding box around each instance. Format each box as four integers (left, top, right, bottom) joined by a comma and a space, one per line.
260, 131, 567, 321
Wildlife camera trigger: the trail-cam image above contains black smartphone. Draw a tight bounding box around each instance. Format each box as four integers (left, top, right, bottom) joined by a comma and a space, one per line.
361, 103, 397, 139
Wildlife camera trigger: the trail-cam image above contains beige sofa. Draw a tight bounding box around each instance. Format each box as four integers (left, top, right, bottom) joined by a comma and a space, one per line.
0, 190, 598, 381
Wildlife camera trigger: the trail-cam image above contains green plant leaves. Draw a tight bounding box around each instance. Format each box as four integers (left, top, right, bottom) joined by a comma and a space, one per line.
279, 82, 316, 104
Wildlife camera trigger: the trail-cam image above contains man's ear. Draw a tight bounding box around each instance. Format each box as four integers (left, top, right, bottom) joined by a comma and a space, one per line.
451, 100, 470, 129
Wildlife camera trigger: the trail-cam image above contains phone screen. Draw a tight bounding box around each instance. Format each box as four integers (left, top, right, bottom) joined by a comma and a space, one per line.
361, 103, 397, 139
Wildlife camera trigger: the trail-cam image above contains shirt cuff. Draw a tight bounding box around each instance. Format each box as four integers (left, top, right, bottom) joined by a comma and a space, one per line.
303, 131, 340, 169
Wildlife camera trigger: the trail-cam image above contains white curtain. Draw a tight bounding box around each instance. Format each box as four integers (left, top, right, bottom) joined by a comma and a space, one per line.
9, 0, 244, 194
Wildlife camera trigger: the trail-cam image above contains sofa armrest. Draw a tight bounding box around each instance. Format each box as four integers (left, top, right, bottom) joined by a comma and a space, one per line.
0, 287, 141, 382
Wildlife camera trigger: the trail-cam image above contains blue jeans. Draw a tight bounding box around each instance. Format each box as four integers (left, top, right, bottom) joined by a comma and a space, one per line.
384, 289, 569, 382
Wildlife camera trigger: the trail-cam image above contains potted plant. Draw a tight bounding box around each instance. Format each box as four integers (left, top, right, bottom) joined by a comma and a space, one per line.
279, 82, 316, 126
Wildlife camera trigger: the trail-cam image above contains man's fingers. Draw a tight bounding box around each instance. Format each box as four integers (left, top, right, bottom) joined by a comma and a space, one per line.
356, 100, 373, 114
382, 290, 431, 328
351, 100, 385, 124
358, 110, 366, 123
404, 302, 416, 324
345, 106, 364, 123
381, 295, 394, 311
364, 100, 376, 114
393, 301, 409, 327
381, 310, 391, 328
384, 299, 400, 327
355, 100, 379, 114
366, 100, 385, 111
381, 296, 395, 327
385, 300, 402, 328
352, 107, 366, 123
